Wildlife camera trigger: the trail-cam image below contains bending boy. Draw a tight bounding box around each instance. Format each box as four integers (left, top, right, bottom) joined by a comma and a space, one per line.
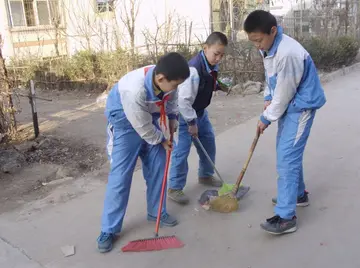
97, 52, 190, 252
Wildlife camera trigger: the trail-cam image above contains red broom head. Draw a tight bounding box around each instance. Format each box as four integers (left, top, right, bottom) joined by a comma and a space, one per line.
121, 235, 184, 252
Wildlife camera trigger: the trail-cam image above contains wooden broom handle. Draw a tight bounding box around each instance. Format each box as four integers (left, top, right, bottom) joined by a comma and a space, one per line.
232, 130, 260, 195
155, 133, 173, 237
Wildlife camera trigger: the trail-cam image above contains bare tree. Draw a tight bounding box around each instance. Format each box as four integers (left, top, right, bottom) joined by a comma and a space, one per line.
142, 10, 185, 62
310, 0, 357, 38
116, 0, 141, 56
0, 35, 17, 139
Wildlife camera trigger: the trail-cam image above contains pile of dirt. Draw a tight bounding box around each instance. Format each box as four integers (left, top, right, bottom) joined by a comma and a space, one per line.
0, 135, 107, 213
21, 135, 106, 172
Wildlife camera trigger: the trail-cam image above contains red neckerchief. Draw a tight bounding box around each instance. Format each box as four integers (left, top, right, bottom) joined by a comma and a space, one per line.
144, 67, 169, 130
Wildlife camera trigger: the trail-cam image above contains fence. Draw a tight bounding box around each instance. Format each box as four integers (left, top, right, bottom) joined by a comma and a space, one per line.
4, 37, 265, 94
276, 7, 360, 40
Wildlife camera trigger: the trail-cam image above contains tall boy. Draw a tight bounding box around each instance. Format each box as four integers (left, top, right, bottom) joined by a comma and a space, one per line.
97, 52, 190, 252
244, 10, 326, 234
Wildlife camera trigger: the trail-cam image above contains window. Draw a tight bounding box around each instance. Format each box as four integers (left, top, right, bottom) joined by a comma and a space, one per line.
37, 0, 50, 25
7, 0, 61, 27
97, 0, 114, 13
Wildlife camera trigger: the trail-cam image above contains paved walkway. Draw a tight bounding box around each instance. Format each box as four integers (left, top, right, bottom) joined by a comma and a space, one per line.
1, 70, 360, 268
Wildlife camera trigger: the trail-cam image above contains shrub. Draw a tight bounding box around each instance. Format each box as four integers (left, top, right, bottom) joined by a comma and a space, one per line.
300, 36, 359, 71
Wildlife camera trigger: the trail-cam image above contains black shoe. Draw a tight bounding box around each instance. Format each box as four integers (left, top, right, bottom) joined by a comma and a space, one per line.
272, 190, 309, 207
97, 232, 115, 253
260, 215, 297, 235
198, 176, 223, 187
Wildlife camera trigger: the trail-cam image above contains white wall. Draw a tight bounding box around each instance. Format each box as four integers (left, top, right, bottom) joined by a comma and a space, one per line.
64, 0, 211, 56
270, 0, 313, 17
1, 0, 68, 60
1, 0, 211, 59
62, 0, 118, 55
0, 0, 14, 60
132, 0, 210, 45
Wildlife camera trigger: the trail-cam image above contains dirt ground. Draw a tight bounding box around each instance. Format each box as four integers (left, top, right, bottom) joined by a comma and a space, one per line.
0, 89, 264, 214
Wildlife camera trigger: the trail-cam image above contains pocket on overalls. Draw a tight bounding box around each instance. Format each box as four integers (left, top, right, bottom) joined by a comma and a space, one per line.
108, 110, 134, 132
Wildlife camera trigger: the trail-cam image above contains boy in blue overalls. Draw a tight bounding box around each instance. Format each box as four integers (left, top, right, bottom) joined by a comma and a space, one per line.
97, 52, 190, 252
167, 32, 229, 204
244, 10, 326, 234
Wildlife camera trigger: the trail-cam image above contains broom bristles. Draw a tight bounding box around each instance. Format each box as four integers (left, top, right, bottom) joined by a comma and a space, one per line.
121, 235, 184, 252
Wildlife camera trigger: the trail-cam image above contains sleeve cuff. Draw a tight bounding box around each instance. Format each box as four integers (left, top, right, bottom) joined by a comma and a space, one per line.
264, 95, 272, 101
260, 115, 271, 125
188, 119, 197, 126
168, 114, 178, 120
160, 134, 167, 143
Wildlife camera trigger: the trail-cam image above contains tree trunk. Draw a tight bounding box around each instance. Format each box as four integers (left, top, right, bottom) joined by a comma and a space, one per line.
0, 39, 17, 137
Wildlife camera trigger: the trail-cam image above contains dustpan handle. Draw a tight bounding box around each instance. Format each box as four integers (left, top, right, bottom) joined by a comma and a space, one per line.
232, 129, 260, 195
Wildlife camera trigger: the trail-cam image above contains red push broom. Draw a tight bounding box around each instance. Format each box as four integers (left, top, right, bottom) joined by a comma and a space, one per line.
121, 135, 184, 252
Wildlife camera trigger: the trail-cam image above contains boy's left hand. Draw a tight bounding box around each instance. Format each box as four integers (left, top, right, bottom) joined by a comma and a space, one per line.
257, 120, 269, 134
169, 119, 178, 136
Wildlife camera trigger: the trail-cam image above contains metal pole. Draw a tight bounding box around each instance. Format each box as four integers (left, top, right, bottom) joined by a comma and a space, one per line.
29, 80, 39, 138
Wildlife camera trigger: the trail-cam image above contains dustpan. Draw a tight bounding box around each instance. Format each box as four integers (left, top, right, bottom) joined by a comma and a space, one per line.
198, 130, 260, 213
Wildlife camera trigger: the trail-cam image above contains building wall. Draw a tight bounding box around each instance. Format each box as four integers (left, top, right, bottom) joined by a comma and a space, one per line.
0, 0, 14, 60
1, 0, 211, 59
210, 0, 270, 40
1, 0, 68, 60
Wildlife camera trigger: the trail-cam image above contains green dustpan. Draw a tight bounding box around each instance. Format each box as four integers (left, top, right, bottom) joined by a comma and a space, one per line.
194, 136, 238, 195
218, 183, 235, 196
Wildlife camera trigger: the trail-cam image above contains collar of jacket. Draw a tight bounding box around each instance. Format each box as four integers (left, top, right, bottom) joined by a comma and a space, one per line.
261, 26, 283, 58
144, 66, 172, 103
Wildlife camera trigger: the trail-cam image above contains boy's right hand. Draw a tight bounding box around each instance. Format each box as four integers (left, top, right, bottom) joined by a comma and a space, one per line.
188, 124, 198, 137
264, 101, 271, 111
161, 139, 173, 151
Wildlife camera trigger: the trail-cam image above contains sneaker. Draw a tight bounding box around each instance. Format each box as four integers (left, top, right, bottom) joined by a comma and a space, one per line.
97, 232, 115, 253
260, 215, 297, 235
198, 176, 223, 187
168, 189, 190, 204
147, 213, 178, 227
272, 190, 309, 207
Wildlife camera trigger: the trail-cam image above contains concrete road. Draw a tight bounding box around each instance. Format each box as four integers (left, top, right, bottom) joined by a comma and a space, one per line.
1, 70, 360, 268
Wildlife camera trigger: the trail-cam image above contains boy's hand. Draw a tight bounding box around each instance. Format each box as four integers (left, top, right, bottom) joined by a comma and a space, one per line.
169, 119, 178, 136
257, 120, 269, 135
188, 124, 198, 137
264, 100, 271, 111
217, 83, 229, 93
161, 139, 173, 151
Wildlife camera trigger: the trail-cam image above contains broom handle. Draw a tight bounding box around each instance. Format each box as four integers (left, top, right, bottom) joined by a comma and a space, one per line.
155, 134, 173, 237
232, 130, 260, 195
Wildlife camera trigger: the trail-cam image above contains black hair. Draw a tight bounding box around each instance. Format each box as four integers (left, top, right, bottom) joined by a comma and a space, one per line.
155, 52, 190, 81
205, 31, 228, 46
244, 10, 277, 34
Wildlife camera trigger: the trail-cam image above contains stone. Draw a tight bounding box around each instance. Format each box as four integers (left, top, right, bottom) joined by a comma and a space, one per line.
0, 149, 25, 174
61, 245, 75, 257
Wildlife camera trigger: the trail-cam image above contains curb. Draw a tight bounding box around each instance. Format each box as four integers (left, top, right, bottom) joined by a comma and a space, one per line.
319, 62, 360, 85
